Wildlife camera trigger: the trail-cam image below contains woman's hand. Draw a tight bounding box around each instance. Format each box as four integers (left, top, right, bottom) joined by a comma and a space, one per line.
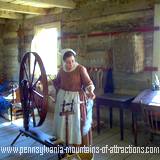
87, 91, 96, 100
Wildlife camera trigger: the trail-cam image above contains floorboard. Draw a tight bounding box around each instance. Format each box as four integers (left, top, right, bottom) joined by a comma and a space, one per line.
0, 113, 160, 160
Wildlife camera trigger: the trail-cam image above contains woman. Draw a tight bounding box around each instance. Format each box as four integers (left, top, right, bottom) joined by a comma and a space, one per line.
53, 48, 95, 146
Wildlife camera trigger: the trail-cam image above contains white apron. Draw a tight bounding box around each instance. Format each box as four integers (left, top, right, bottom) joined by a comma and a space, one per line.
53, 89, 82, 144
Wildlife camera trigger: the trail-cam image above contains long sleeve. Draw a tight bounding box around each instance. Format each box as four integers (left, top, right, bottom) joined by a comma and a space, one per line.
80, 66, 95, 93
53, 70, 61, 92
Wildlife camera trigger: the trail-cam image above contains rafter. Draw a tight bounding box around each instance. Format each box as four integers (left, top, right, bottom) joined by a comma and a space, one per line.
0, 10, 23, 19
87, 9, 153, 24
13, 0, 76, 9
0, 1, 47, 15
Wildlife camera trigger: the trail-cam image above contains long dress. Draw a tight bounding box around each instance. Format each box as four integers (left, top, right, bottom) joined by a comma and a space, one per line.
53, 64, 94, 146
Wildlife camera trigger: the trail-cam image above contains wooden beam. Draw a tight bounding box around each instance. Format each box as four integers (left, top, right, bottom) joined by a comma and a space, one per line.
0, 1, 47, 15
87, 9, 153, 24
14, 0, 76, 9
62, 0, 153, 23
25, 8, 63, 19
0, 10, 23, 19
0, 19, 5, 24
63, 9, 153, 29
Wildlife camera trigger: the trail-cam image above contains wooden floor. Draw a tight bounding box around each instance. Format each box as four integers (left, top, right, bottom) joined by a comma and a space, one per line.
0, 113, 160, 160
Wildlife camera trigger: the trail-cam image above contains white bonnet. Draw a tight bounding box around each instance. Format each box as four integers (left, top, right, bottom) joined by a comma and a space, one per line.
61, 48, 77, 58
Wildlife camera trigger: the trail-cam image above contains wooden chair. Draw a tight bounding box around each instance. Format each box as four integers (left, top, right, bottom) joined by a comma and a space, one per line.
11, 87, 23, 121
141, 104, 160, 141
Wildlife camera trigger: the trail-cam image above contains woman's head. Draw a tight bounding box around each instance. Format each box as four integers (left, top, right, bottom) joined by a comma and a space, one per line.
63, 50, 76, 71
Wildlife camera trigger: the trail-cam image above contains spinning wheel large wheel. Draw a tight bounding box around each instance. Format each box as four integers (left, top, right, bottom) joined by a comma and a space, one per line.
12, 52, 65, 158
19, 52, 48, 128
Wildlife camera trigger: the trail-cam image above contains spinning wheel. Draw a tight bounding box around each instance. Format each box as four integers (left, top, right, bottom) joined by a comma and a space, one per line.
11, 52, 66, 160
19, 52, 48, 128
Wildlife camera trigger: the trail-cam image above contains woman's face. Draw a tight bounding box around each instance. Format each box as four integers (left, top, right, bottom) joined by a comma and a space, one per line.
65, 55, 75, 71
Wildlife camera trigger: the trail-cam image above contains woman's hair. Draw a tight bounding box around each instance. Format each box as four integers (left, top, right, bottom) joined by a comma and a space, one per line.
63, 51, 75, 61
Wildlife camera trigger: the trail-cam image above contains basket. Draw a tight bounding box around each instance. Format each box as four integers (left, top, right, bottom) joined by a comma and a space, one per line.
61, 153, 93, 160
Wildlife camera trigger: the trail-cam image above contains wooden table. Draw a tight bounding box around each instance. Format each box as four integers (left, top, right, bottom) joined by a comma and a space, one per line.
96, 94, 134, 140
132, 89, 160, 145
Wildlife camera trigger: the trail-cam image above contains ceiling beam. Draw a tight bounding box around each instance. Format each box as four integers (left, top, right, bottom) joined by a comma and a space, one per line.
14, 0, 76, 9
87, 9, 153, 24
25, 8, 63, 19
0, 10, 23, 19
0, 19, 5, 24
0, 1, 47, 15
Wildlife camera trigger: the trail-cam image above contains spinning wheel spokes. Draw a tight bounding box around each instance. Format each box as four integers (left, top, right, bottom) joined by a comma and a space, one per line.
19, 52, 48, 127
30, 91, 44, 126
32, 76, 42, 87
11, 53, 64, 152
31, 58, 37, 84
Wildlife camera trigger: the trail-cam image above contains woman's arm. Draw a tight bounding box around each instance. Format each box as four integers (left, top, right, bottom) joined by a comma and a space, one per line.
52, 70, 61, 93
80, 66, 95, 99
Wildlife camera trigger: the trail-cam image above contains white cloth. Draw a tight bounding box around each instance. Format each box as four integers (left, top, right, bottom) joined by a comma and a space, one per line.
61, 48, 77, 57
53, 89, 82, 144
83, 99, 93, 136
63, 62, 79, 72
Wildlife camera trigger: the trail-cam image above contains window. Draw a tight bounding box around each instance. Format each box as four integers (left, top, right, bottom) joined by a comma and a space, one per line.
31, 22, 61, 76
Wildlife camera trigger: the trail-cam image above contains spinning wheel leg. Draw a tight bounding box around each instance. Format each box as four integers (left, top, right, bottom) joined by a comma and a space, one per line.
21, 80, 29, 131
11, 131, 23, 146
